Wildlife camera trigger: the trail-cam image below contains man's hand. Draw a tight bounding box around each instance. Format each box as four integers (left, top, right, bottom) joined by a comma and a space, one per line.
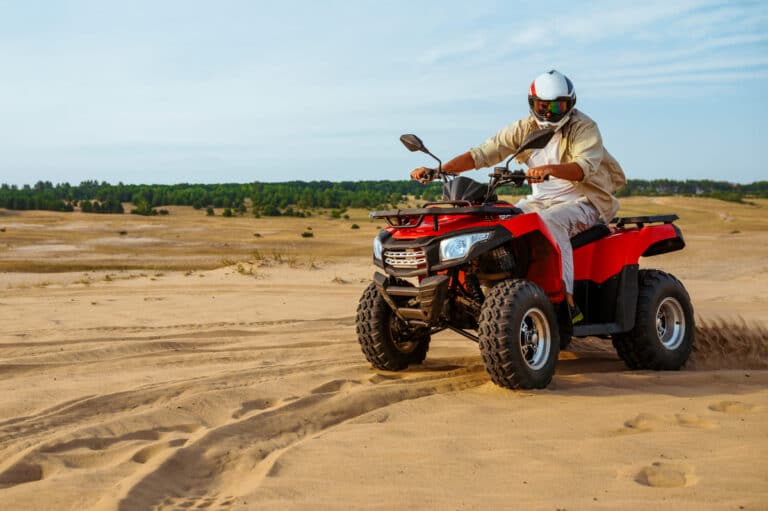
526, 162, 585, 183
410, 167, 433, 183
526, 165, 552, 183
409, 151, 476, 183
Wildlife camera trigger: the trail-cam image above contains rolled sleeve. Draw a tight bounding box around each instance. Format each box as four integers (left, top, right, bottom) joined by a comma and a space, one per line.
470, 141, 501, 169
469, 119, 527, 169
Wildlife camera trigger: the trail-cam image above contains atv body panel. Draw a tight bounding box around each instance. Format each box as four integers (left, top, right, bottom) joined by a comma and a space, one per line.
572, 215, 684, 336
371, 205, 684, 340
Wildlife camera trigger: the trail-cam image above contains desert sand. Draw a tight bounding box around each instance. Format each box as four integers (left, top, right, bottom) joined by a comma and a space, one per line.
0, 197, 766, 510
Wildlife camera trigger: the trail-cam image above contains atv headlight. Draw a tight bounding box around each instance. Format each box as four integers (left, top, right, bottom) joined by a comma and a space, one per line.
439, 232, 491, 261
373, 236, 383, 260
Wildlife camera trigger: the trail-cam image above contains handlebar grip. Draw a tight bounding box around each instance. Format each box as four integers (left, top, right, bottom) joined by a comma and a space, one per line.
412, 168, 434, 182
413, 168, 438, 183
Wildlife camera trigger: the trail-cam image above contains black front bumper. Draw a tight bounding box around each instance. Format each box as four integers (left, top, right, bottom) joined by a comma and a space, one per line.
373, 272, 449, 326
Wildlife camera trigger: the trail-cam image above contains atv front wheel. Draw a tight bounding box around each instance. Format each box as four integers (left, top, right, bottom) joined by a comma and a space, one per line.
478, 279, 560, 389
613, 270, 694, 370
355, 281, 430, 371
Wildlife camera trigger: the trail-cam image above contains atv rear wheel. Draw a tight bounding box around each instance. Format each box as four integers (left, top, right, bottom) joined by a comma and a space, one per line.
613, 270, 694, 370
478, 279, 560, 389
355, 281, 430, 371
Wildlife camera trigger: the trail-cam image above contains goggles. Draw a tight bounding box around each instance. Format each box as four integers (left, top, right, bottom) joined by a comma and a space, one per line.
530, 98, 570, 117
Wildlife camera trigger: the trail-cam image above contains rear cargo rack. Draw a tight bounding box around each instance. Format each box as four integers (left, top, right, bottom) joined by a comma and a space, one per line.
371, 204, 523, 230
610, 214, 678, 229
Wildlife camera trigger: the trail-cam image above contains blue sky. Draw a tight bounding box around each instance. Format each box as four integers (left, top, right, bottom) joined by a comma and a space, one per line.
1, 0, 766, 185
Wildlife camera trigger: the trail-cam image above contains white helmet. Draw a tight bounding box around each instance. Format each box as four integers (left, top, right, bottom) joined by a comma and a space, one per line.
528, 70, 576, 130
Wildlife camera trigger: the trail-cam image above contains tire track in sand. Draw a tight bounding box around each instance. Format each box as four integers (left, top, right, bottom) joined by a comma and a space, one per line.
2, 316, 356, 341
0, 355, 357, 483
0, 318, 357, 437
0, 314, 379, 499
116, 363, 487, 511
0, 354, 349, 459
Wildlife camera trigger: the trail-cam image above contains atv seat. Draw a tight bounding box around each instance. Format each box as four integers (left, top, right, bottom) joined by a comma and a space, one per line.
571, 223, 611, 249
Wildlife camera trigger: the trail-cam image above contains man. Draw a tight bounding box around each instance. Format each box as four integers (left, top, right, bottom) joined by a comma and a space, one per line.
410, 70, 626, 323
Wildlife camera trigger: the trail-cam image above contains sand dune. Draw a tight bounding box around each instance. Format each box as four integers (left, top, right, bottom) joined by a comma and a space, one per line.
1, 200, 767, 509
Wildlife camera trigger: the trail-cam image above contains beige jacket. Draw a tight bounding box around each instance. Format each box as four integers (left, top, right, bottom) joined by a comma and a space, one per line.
469, 110, 626, 221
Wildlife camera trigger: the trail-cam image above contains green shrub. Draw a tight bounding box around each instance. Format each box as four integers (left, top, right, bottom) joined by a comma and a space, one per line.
301, 231, 314, 238
130, 208, 158, 216
708, 191, 744, 203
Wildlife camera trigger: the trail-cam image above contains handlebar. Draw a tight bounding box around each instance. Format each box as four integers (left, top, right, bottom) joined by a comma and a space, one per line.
489, 168, 549, 186
414, 167, 548, 186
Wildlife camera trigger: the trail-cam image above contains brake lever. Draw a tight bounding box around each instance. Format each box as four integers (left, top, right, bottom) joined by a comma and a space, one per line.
490, 166, 507, 178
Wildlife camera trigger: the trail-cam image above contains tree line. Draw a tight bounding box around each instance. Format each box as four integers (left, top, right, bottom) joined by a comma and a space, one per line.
1, 179, 766, 214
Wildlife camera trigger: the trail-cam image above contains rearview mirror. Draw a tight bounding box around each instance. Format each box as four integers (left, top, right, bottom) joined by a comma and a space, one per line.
400, 134, 427, 153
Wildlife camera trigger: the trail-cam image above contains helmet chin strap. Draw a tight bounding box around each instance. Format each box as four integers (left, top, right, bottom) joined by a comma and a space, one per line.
534, 113, 571, 132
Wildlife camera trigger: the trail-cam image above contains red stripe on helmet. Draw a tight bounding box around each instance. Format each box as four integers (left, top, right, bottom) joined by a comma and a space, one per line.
529, 81, 537, 97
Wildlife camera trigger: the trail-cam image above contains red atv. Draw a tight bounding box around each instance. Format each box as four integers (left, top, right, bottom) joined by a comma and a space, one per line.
355, 129, 695, 389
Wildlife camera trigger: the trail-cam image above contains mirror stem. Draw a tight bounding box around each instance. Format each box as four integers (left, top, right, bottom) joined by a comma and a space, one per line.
424, 150, 442, 172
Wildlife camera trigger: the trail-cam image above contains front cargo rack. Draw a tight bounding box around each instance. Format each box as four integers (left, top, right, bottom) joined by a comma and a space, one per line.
370, 202, 523, 230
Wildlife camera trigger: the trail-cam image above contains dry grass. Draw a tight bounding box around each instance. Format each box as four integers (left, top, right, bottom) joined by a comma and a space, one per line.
0, 206, 374, 272
1, 198, 766, 273
0, 261, 218, 272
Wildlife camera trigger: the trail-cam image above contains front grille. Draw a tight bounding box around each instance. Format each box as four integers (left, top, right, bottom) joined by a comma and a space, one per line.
384, 247, 427, 268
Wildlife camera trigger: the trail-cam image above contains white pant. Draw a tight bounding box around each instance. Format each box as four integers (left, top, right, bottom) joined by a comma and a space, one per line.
515, 197, 601, 294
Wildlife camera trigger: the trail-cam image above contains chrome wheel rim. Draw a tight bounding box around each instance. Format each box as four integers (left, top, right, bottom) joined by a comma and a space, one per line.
656, 297, 686, 350
519, 307, 551, 370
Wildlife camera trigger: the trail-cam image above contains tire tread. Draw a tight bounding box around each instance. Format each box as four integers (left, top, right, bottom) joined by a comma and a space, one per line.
613, 270, 694, 370
355, 281, 429, 371
478, 279, 559, 389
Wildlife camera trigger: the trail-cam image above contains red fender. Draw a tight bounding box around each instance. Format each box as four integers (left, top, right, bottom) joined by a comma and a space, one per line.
500, 212, 565, 302
574, 223, 682, 283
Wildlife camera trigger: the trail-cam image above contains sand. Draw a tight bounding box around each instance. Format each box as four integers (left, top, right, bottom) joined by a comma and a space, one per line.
0, 198, 767, 510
